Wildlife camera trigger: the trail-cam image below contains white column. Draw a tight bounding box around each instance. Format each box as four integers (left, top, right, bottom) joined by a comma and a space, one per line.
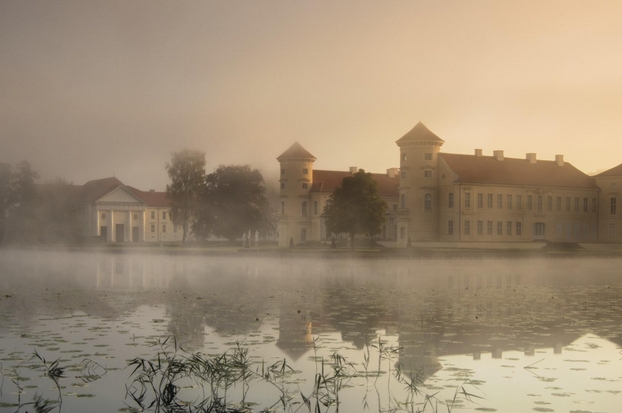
96, 209, 100, 236
109, 210, 115, 242
140, 210, 145, 242
128, 211, 133, 242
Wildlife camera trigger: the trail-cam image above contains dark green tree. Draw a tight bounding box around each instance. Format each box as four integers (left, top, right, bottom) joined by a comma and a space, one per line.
4, 161, 40, 244
165, 149, 206, 244
0, 163, 11, 245
322, 169, 388, 250
37, 178, 82, 244
194, 165, 272, 242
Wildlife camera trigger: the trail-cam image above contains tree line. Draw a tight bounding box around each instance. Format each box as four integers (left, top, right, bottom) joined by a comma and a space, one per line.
0, 161, 81, 245
166, 149, 275, 244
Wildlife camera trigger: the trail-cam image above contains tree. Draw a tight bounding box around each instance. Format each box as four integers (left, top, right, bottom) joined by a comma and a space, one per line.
5, 161, 40, 244
194, 165, 272, 242
165, 149, 206, 244
0, 163, 11, 245
37, 178, 82, 244
322, 169, 388, 250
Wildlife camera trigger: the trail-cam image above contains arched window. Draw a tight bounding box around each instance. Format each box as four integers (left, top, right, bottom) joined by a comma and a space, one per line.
280, 201, 285, 215
424, 193, 432, 212
302, 201, 307, 216
400, 194, 406, 208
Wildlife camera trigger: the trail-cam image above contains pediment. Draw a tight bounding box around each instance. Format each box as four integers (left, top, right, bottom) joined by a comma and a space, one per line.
96, 186, 145, 204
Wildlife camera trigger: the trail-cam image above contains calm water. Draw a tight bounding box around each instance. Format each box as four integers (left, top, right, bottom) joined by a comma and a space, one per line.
0, 249, 621, 412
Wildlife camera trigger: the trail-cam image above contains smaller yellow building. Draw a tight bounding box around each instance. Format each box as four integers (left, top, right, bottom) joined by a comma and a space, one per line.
80, 177, 183, 243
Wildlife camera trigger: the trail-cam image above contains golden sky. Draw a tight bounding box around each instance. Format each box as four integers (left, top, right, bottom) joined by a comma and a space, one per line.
1, 0, 621, 189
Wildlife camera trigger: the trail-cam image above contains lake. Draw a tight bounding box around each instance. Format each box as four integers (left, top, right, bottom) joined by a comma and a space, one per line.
0, 249, 621, 412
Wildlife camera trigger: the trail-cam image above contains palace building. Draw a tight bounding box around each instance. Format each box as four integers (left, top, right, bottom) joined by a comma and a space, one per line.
277, 122, 622, 246
79, 177, 182, 243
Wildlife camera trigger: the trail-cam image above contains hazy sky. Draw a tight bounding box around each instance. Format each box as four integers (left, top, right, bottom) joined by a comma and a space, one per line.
2, 0, 622, 190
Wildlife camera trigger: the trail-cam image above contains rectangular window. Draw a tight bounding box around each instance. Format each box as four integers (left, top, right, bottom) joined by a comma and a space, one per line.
527, 195, 533, 210
516, 222, 522, 236
302, 168, 308, 174
162, 224, 166, 233
575, 197, 580, 212
547, 196, 553, 211
448, 193, 454, 208
507, 221, 512, 236
611, 197, 617, 215
592, 198, 597, 212
162, 211, 166, 220
609, 223, 616, 237
280, 183, 285, 189
150, 224, 155, 233
281, 168, 285, 175
583, 197, 588, 212
487, 194, 493, 208
487, 221, 493, 235
302, 183, 308, 189
448, 220, 454, 235
402, 153, 407, 161
464, 220, 470, 235
537, 195, 542, 211
465, 192, 471, 208
401, 171, 406, 179
301, 229, 306, 242
517, 195, 522, 210
507, 195, 512, 210
497, 221, 502, 235
497, 194, 503, 209
151, 211, 155, 219
314, 201, 318, 215
566, 197, 571, 211
424, 170, 432, 178
424, 153, 432, 160
393, 204, 397, 212
400, 227, 405, 239
477, 220, 483, 235
477, 193, 483, 208
557, 196, 562, 211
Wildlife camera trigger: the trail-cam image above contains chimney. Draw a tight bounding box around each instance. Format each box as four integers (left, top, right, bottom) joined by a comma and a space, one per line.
386, 167, 399, 178
474, 149, 483, 157
349, 166, 357, 174
555, 154, 564, 166
493, 150, 504, 161
526, 153, 537, 164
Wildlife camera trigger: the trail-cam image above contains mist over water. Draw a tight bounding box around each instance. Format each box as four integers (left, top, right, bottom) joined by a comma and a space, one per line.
1, 250, 621, 412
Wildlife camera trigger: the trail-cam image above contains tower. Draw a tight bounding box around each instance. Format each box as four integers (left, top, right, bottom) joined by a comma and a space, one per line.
276, 142, 316, 247
396, 122, 444, 243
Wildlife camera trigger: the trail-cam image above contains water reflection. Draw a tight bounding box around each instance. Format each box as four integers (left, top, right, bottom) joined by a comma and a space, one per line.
1, 250, 621, 411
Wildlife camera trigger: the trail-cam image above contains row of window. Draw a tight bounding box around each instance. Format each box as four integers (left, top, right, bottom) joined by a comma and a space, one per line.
101, 211, 168, 220
149, 224, 178, 233
280, 182, 310, 190
458, 193, 597, 213
280, 200, 319, 216
401, 153, 433, 161
400, 170, 433, 179
281, 168, 309, 175
451, 220, 524, 236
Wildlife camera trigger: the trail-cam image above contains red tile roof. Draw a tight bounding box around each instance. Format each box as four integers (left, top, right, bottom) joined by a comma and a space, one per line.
396, 122, 444, 144
595, 163, 622, 177
80, 177, 125, 203
79, 177, 170, 207
277, 142, 317, 161
440, 153, 597, 188
126, 186, 171, 207
311, 170, 399, 197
